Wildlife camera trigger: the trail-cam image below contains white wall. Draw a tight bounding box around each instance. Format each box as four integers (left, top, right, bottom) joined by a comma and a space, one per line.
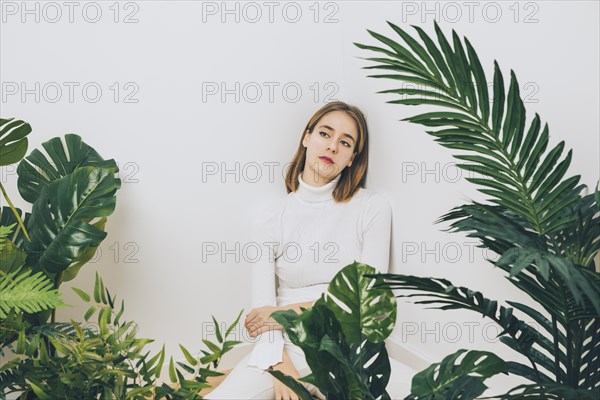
1, 1, 598, 395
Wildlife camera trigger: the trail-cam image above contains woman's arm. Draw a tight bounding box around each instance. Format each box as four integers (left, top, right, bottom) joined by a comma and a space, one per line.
271, 348, 302, 400
277, 300, 315, 314
246, 202, 286, 371
245, 300, 315, 337
360, 194, 393, 273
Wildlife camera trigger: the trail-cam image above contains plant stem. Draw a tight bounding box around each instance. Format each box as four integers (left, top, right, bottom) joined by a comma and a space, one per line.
51, 272, 62, 324
0, 181, 30, 242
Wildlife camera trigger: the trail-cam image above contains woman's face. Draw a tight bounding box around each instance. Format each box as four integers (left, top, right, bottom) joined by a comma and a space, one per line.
301, 110, 359, 186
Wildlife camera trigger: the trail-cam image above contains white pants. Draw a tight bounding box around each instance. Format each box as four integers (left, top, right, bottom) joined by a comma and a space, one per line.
203, 343, 324, 400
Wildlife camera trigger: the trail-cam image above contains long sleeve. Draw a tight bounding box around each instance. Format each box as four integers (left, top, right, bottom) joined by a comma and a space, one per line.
359, 193, 393, 273
246, 201, 285, 373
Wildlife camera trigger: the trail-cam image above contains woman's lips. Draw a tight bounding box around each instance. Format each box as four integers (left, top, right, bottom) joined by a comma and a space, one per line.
319, 156, 333, 164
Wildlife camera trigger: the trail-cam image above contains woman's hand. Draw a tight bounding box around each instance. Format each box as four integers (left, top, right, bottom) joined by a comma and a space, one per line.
273, 376, 301, 400
244, 306, 283, 338
271, 351, 326, 400
272, 351, 302, 400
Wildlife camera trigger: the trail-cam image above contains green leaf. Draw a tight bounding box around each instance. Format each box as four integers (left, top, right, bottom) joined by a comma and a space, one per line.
502, 71, 526, 155
168, 356, 177, 383
268, 370, 314, 400
212, 315, 223, 343
433, 21, 462, 102
325, 261, 397, 343
71, 287, 90, 303
491, 61, 505, 135
225, 309, 244, 338
0, 118, 31, 166
529, 141, 565, 193
25, 166, 121, 274
84, 305, 96, 321
94, 271, 102, 303
386, 21, 443, 84
0, 267, 65, 318
202, 339, 222, 354
179, 344, 198, 366
28, 380, 54, 400
516, 114, 541, 171
0, 232, 27, 275
366, 28, 428, 74
412, 24, 456, 94
451, 30, 477, 113
153, 344, 166, 378
523, 123, 549, 182
464, 37, 489, 123
17, 133, 118, 204
62, 217, 107, 282
533, 155, 574, 205
410, 349, 507, 398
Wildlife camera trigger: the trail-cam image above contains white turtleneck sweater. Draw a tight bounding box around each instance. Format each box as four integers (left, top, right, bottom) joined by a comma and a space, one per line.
246, 173, 393, 372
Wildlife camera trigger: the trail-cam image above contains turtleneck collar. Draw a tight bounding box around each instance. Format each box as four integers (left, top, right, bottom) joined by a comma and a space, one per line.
295, 172, 341, 203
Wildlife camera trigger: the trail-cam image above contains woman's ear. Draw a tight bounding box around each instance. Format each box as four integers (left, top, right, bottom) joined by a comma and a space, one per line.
347, 151, 357, 167
302, 131, 310, 147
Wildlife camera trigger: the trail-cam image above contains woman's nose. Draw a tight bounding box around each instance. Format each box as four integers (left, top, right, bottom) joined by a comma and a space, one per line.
328, 141, 338, 153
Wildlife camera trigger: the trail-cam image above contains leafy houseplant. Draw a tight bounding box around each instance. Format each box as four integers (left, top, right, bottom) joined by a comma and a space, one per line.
0, 119, 243, 398
351, 21, 600, 398
1, 271, 244, 399
270, 261, 398, 400
269, 261, 505, 400
0, 117, 121, 327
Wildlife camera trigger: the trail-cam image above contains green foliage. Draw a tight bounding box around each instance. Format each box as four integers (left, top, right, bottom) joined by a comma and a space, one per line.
0, 118, 30, 167
0, 118, 121, 328
271, 261, 397, 400
0, 266, 65, 319
0, 272, 244, 399
0, 118, 32, 241
355, 21, 600, 397
404, 349, 507, 400
25, 165, 120, 275
0, 119, 244, 398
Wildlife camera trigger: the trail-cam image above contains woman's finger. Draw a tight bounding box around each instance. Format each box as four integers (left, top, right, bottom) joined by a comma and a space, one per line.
247, 323, 260, 337
244, 310, 257, 325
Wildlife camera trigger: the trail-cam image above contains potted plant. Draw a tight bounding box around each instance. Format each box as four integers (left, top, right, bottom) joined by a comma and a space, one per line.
0, 119, 243, 399
348, 21, 600, 398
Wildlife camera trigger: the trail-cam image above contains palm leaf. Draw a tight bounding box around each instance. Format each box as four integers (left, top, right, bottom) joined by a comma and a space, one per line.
355, 21, 585, 237
355, 21, 600, 393
0, 267, 65, 318
497, 383, 599, 399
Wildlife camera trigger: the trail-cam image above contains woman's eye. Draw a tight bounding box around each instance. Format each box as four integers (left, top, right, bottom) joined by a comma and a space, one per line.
341, 141, 351, 148
319, 131, 329, 137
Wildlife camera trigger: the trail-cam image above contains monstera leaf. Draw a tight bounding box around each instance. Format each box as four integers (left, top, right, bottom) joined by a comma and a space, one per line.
0, 207, 31, 249
0, 222, 27, 275
17, 134, 118, 204
271, 261, 396, 400
325, 261, 397, 343
405, 349, 507, 400
0, 118, 31, 166
0, 119, 32, 240
60, 218, 107, 283
25, 166, 121, 274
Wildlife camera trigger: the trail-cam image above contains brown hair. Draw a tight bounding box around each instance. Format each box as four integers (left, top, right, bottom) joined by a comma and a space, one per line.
285, 101, 369, 203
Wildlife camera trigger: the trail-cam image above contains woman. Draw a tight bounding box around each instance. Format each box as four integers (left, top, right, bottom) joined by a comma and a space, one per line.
205, 101, 392, 399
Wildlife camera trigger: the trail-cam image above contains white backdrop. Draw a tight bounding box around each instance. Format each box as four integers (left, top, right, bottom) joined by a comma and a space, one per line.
1, 0, 599, 394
